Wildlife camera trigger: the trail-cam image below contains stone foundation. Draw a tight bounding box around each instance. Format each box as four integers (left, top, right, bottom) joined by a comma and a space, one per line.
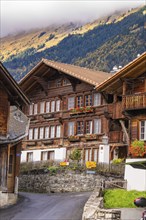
0, 191, 18, 208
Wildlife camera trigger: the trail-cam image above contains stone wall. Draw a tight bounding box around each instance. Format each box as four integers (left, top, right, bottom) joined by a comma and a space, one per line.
19, 173, 103, 193
82, 190, 121, 220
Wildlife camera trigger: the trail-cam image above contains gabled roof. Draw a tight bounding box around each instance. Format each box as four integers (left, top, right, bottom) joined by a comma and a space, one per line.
19, 59, 111, 90
0, 62, 30, 106
95, 52, 146, 93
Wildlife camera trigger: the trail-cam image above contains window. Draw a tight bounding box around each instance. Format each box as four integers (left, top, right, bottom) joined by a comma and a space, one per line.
140, 121, 146, 140
56, 79, 62, 87
77, 121, 84, 135
27, 152, 33, 162
50, 126, 55, 138
62, 79, 68, 85
84, 149, 92, 162
86, 121, 92, 134
41, 151, 48, 161
94, 93, 101, 106
68, 122, 75, 136
40, 101, 45, 114
56, 125, 61, 137
51, 101, 55, 112
85, 95, 92, 106
29, 104, 33, 115
94, 119, 101, 134
34, 128, 38, 140
48, 151, 55, 160
68, 97, 75, 110
76, 96, 83, 107
46, 101, 50, 113
56, 100, 60, 112
34, 103, 38, 115
28, 128, 33, 140
39, 127, 44, 139
45, 127, 49, 139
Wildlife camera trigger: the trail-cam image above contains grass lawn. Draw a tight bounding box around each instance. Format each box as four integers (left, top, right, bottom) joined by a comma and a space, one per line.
104, 189, 146, 208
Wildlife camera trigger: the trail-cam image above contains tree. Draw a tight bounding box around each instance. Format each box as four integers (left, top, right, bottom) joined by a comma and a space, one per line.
69, 148, 81, 163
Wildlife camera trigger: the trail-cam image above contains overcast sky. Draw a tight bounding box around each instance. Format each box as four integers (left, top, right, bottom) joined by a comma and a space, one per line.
1, 0, 145, 37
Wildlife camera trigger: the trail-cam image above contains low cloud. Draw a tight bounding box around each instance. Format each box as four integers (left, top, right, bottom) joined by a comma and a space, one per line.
1, 0, 144, 37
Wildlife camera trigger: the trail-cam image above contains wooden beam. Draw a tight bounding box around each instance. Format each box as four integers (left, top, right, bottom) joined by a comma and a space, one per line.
33, 76, 48, 95
119, 120, 130, 145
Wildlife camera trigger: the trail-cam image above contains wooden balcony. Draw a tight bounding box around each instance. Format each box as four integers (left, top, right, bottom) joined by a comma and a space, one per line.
122, 93, 146, 110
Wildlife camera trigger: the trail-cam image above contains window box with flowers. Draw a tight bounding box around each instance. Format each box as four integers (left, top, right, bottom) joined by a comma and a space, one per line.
70, 106, 94, 115
129, 140, 146, 158
68, 135, 80, 142
85, 134, 97, 141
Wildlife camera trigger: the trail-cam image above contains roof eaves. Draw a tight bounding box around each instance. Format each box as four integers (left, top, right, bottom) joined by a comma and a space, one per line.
95, 52, 146, 91
0, 62, 30, 105
43, 59, 97, 86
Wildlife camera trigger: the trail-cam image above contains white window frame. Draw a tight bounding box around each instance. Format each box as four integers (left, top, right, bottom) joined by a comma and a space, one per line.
40, 101, 45, 114
39, 127, 44, 139
45, 127, 49, 139
46, 101, 50, 113
41, 151, 48, 161
56, 100, 60, 112
28, 128, 33, 140
68, 97, 75, 110
94, 93, 101, 106
34, 103, 38, 115
56, 125, 61, 138
140, 120, 146, 140
51, 101, 55, 112
86, 121, 93, 134
34, 128, 38, 140
68, 122, 75, 136
29, 104, 33, 115
27, 152, 33, 162
94, 119, 101, 134
50, 126, 55, 138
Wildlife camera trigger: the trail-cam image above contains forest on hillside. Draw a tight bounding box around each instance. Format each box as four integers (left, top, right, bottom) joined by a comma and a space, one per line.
3, 6, 146, 81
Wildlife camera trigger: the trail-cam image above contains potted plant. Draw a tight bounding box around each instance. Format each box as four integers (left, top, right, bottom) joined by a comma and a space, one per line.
85, 133, 97, 140
129, 139, 146, 158
68, 135, 80, 142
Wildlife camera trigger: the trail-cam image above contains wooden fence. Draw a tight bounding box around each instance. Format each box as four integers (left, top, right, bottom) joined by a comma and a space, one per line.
96, 162, 125, 176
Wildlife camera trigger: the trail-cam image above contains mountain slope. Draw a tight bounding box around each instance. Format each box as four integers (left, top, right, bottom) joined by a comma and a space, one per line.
1, 6, 145, 81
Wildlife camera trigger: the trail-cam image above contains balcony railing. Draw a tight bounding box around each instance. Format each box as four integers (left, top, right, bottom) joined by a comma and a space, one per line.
122, 93, 146, 110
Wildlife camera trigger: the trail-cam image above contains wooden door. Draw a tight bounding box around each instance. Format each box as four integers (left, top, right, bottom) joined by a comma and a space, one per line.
7, 146, 15, 193
0, 147, 7, 191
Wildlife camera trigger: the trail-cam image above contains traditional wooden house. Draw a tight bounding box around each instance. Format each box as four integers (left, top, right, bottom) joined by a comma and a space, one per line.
96, 52, 146, 159
19, 59, 112, 163
0, 62, 30, 207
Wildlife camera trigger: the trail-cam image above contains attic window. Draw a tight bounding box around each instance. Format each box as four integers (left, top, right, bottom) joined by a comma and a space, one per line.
56, 79, 62, 87
63, 79, 70, 85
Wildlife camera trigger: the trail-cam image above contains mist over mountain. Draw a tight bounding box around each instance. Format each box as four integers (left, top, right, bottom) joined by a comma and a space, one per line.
1, 6, 145, 81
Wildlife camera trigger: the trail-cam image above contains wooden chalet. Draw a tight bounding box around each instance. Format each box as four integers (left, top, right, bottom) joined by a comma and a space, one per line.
19, 59, 112, 163
0, 62, 30, 207
96, 52, 146, 159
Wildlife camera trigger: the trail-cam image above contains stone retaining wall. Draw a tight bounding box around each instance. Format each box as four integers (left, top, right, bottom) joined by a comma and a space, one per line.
19, 173, 103, 193
82, 189, 121, 220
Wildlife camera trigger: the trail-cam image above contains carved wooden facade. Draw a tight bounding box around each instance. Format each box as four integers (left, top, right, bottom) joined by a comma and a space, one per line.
96, 52, 146, 159
0, 62, 29, 206
20, 59, 112, 163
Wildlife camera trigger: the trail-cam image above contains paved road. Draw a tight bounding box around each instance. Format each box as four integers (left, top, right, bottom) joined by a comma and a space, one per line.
121, 207, 145, 220
0, 192, 91, 220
